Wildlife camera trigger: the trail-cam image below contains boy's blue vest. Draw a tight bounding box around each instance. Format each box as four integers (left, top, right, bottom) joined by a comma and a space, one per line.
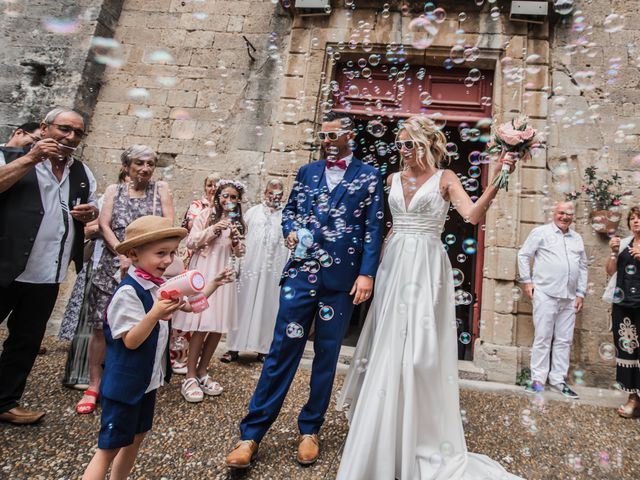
100, 274, 171, 405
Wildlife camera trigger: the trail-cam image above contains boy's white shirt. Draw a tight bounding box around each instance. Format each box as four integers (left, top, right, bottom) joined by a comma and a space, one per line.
106, 265, 169, 393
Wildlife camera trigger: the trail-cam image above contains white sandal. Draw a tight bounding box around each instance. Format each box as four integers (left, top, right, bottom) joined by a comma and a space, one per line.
181, 377, 204, 403
198, 374, 224, 396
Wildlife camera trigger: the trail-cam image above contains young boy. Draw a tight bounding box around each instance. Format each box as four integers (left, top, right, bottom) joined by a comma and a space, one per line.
82, 216, 234, 480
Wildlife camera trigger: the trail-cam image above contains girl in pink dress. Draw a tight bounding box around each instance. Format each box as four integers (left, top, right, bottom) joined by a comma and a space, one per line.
173, 180, 246, 403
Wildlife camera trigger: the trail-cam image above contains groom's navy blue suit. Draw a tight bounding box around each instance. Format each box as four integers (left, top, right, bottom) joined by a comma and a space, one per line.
240, 157, 384, 442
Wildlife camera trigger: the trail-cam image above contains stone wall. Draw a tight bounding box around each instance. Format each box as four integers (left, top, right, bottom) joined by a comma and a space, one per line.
82, 0, 292, 208
0, 0, 125, 139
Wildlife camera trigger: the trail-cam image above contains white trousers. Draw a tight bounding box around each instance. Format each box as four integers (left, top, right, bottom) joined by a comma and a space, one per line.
530, 289, 576, 385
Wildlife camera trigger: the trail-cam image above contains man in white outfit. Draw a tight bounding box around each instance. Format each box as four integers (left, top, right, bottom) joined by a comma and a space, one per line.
518, 201, 588, 399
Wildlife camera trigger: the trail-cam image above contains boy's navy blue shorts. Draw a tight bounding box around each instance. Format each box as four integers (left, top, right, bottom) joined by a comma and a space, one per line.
98, 390, 157, 449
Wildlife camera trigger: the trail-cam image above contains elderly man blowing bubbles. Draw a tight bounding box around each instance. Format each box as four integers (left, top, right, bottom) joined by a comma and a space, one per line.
0, 107, 98, 425
517, 201, 588, 399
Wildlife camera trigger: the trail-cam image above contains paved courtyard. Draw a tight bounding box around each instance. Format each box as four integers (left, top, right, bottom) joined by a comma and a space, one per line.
1, 334, 639, 479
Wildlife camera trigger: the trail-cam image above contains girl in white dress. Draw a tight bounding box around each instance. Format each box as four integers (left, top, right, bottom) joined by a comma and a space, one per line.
222, 179, 290, 362
336, 115, 521, 480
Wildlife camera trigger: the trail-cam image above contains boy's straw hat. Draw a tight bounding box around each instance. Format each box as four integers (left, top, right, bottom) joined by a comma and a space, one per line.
116, 216, 187, 254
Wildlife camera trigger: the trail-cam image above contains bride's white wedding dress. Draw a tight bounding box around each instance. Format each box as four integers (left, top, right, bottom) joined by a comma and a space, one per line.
336, 171, 522, 480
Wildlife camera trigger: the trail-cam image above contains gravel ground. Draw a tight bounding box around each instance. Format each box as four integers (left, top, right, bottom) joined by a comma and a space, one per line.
1, 336, 639, 480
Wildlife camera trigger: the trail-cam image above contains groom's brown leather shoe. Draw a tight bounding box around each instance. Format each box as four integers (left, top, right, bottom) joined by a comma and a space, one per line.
297, 434, 320, 465
0, 406, 45, 425
225, 440, 258, 469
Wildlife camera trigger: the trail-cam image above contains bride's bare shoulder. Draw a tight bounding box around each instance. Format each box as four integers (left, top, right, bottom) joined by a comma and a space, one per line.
386, 172, 396, 187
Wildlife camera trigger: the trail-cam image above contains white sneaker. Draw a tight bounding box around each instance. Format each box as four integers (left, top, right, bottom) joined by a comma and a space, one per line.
198, 374, 224, 396
181, 377, 204, 403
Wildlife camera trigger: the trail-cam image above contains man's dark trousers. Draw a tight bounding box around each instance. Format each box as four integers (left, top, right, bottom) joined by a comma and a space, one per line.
0, 281, 59, 412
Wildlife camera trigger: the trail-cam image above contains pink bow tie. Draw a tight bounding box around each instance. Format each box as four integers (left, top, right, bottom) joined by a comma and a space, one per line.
134, 268, 165, 286
326, 158, 347, 170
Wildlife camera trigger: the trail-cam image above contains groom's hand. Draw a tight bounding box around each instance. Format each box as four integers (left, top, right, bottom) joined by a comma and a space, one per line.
351, 275, 373, 305
286, 231, 298, 250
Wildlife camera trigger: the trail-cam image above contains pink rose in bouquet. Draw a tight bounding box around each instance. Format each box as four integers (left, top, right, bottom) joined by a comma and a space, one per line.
487, 116, 539, 190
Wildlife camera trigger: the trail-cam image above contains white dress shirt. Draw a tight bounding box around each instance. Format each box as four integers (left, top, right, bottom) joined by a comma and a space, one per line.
0, 152, 98, 284
325, 153, 353, 192
517, 222, 588, 299
106, 266, 169, 393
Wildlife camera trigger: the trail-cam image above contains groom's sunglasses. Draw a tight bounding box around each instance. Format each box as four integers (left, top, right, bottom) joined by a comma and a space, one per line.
395, 140, 415, 150
317, 130, 350, 141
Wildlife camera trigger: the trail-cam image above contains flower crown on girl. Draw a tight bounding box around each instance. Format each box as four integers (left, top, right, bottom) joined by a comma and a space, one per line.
216, 179, 247, 193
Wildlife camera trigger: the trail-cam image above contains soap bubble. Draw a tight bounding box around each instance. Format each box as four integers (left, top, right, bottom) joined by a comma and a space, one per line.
603, 13, 624, 33
625, 265, 636, 275
553, 0, 574, 15
456, 254, 467, 263
408, 16, 439, 49
598, 342, 615, 360
367, 120, 387, 138
462, 238, 477, 254
42, 18, 80, 34
459, 332, 472, 344
319, 305, 335, 321
612, 287, 624, 303
432, 7, 447, 23
452, 269, 465, 287
283, 286, 295, 300
286, 322, 304, 339
127, 88, 150, 101
445, 234, 456, 245
91, 37, 124, 68
145, 50, 175, 64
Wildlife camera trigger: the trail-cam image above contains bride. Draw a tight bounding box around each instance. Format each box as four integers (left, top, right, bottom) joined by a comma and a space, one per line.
335, 115, 522, 480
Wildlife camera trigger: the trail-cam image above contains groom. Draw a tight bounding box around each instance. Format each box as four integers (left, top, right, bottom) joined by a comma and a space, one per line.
225, 111, 384, 468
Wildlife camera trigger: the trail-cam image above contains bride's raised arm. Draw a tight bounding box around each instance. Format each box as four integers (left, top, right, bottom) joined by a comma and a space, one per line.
440, 153, 515, 225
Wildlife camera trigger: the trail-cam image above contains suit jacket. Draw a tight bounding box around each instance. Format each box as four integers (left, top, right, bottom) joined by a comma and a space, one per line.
281, 157, 384, 292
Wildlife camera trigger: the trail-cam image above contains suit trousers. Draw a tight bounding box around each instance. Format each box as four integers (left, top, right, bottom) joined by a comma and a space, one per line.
240, 269, 355, 442
0, 281, 59, 412
530, 289, 576, 386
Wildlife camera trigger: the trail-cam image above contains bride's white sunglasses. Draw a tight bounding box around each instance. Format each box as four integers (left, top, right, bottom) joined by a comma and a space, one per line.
395, 140, 415, 150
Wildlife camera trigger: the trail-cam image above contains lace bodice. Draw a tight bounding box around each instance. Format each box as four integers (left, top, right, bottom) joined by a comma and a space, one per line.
389, 171, 449, 236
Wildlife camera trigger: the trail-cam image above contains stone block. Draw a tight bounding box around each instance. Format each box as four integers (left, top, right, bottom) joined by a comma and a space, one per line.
484, 246, 518, 281
124, 0, 172, 12
520, 196, 548, 223
286, 53, 308, 77
505, 35, 525, 60
527, 38, 550, 62
167, 90, 197, 108
243, 15, 274, 34
520, 166, 548, 193
525, 65, 548, 91
523, 90, 548, 118
183, 31, 216, 49
473, 340, 518, 384
281, 76, 305, 100
227, 16, 244, 33
290, 28, 311, 54
515, 313, 534, 347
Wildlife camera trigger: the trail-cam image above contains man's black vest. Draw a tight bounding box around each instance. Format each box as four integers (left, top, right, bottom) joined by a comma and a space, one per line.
0, 146, 90, 287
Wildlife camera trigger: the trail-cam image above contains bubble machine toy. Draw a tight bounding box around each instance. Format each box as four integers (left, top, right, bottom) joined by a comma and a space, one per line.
159, 270, 209, 313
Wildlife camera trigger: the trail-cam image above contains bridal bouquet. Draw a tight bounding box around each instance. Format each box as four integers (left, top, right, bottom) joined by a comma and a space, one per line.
486, 116, 539, 190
